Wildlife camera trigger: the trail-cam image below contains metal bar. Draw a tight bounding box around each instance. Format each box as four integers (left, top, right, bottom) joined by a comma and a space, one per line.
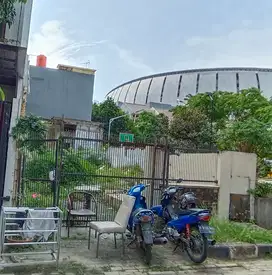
5, 217, 59, 220
150, 145, 157, 207
19, 154, 26, 206
53, 139, 59, 206
168, 178, 218, 183
56, 211, 62, 266
1, 250, 54, 256
59, 174, 165, 181
162, 144, 168, 189
20, 178, 52, 182
22, 136, 171, 147
4, 241, 57, 246
5, 229, 58, 233
3, 207, 61, 212
16, 138, 58, 142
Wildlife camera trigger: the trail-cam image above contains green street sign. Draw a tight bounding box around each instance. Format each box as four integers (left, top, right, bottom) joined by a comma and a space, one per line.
119, 133, 134, 143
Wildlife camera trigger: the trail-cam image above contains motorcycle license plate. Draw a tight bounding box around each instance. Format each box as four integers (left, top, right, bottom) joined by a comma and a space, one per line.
141, 222, 152, 231
198, 223, 215, 235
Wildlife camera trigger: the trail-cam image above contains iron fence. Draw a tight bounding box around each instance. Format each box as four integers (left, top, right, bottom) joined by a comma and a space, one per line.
18, 139, 59, 208
17, 135, 219, 221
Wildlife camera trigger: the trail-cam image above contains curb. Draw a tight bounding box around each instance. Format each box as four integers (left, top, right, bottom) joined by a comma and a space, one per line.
208, 244, 272, 260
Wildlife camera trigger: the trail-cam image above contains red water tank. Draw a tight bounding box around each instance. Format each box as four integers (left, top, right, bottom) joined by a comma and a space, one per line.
36, 54, 47, 67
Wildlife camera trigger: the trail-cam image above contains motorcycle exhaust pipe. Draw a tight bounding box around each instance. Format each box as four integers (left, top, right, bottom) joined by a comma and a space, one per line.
153, 237, 168, 245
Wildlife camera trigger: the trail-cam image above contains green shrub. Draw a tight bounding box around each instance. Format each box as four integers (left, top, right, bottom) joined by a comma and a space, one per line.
248, 181, 272, 198
211, 217, 272, 244
257, 158, 271, 178
24, 151, 55, 179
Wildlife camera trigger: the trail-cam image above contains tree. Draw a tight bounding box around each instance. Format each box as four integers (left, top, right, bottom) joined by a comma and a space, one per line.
91, 98, 132, 140
186, 88, 271, 130
170, 107, 212, 148
217, 117, 272, 158
11, 114, 47, 152
0, 0, 28, 28
132, 111, 169, 143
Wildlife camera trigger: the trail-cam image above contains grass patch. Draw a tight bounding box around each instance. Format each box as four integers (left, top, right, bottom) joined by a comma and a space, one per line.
211, 218, 272, 244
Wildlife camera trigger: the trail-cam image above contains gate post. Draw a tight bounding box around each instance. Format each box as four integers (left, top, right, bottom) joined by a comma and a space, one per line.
53, 139, 60, 207
55, 136, 64, 207
162, 143, 169, 189
150, 145, 157, 207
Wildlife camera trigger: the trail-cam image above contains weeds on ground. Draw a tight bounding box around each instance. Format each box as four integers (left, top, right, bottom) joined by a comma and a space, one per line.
211, 217, 272, 244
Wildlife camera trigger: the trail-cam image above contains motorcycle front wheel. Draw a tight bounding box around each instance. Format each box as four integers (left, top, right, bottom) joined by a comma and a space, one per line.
185, 228, 208, 264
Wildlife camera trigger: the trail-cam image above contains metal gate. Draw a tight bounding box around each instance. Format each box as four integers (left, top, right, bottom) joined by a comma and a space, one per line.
18, 139, 59, 207
0, 101, 12, 208
17, 135, 218, 220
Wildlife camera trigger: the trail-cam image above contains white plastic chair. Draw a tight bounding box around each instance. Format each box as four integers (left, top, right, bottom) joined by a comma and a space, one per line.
88, 194, 135, 258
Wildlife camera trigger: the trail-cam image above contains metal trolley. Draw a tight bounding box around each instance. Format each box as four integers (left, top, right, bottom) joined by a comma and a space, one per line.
0, 207, 62, 267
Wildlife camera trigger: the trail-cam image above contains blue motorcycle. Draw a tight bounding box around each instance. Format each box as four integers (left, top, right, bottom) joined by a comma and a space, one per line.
151, 183, 216, 264
126, 183, 168, 265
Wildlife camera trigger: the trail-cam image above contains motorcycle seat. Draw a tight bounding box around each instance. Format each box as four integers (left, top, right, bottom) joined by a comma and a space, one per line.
176, 208, 210, 216
176, 209, 193, 216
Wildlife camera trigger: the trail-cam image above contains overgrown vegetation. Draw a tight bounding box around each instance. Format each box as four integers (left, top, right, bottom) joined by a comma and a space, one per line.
248, 181, 272, 198
211, 218, 272, 244
94, 89, 272, 155
20, 146, 144, 208
11, 114, 47, 152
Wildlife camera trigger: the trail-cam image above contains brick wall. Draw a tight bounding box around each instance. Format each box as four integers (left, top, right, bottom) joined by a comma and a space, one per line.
177, 186, 219, 214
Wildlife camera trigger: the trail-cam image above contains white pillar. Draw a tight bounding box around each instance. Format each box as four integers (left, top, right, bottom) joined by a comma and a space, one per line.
3, 78, 23, 206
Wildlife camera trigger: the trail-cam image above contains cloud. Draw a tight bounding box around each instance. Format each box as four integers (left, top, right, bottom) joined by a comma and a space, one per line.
28, 20, 106, 68
176, 27, 272, 69
111, 44, 154, 75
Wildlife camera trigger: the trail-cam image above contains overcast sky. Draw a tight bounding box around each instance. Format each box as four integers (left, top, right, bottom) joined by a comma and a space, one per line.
28, 0, 272, 101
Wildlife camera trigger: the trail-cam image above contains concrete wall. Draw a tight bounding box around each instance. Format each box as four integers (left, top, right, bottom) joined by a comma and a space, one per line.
106, 146, 149, 169
217, 151, 257, 219
169, 153, 219, 184
255, 198, 272, 229
3, 80, 24, 206
26, 66, 95, 121
4, 0, 33, 47
104, 147, 257, 218
4, 58, 30, 206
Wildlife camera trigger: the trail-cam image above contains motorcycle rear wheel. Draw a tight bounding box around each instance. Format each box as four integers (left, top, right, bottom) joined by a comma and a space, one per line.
185, 229, 208, 264
145, 244, 152, 265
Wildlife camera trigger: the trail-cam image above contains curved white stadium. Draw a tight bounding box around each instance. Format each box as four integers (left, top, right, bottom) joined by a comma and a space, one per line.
107, 67, 272, 107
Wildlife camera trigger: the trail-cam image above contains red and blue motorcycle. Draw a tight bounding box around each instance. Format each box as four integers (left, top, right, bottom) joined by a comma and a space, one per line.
151, 182, 216, 264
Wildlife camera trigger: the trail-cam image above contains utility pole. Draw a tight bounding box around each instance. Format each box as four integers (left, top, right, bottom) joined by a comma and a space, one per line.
108, 114, 130, 141
206, 92, 214, 149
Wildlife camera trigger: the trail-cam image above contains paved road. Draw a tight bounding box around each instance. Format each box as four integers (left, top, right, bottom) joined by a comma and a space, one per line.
2, 236, 272, 274
8, 259, 270, 274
